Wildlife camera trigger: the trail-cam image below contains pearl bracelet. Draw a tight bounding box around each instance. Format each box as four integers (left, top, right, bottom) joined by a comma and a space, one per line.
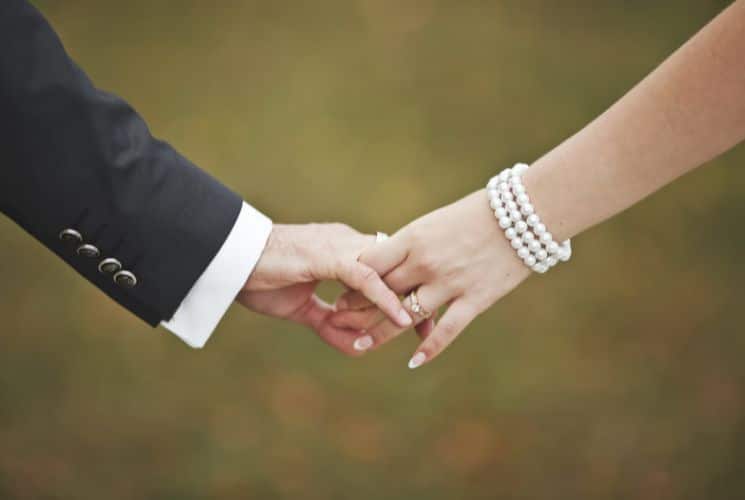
486, 163, 572, 274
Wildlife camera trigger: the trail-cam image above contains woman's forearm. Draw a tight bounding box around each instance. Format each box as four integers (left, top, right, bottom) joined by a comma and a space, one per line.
525, 0, 745, 241
333, 1, 745, 367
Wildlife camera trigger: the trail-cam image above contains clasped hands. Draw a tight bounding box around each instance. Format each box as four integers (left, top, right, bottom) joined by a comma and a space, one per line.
239, 191, 532, 369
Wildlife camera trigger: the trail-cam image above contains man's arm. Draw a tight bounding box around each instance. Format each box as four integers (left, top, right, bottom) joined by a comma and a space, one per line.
0, 0, 246, 327
0, 0, 411, 349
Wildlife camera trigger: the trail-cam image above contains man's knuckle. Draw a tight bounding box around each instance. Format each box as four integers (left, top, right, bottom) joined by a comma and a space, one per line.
408, 229, 425, 247
335, 222, 355, 235
360, 266, 378, 283
342, 262, 360, 281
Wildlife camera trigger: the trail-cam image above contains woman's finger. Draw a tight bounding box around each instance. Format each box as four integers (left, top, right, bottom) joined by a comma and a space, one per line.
407, 299, 480, 369
328, 306, 383, 331
358, 230, 410, 275
380, 260, 424, 295
364, 283, 453, 351
288, 293, 369, 357
315, 322, 372, 358
335, 288, 376, 311
334, 230, 413, 312
338, 260, 412, 328
331, 306, 435, 352
335, 257, 422, 311
415, 315, 437, 340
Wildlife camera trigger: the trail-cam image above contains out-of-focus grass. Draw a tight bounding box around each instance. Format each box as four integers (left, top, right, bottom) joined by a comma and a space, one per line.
2, 1, 744, 498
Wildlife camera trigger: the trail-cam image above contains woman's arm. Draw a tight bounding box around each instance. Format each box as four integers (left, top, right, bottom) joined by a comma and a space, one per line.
528, 0, 745, 242
332, 0, 745, 368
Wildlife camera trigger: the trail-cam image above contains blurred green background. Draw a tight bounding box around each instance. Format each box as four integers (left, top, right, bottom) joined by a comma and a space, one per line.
2, 1, 745, 498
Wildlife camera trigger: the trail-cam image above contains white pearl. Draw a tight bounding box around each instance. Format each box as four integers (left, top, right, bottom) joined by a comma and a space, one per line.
515, 221, 528, 234
533, 263, 548, 274
495, 207, 507, 218
498, 182, 510, 192
510, 238, 523, 250
540, 232, 553, 244
522, 231, 535, 241
516, 193, 530, 205
506, 201, 518, 211
505, 227, 517, 240
534, 223, 546, 235
558, 247, 571, 262
490, 198, 502, 210
547, 256, 558, 267
521, 203, 535, 216
513, 184, 526, 195
536, 249, 548, 261
547, 241, 560, 254
510, 175, 522, 186
514, 163, 529, 174
498, 216, 512, 229
527, 214, 540, 226
524, 255, 537, 267
487, 188, 499, 201
501, 192, 514, 203
528, 240, 542, 253
517, 247, 530, 259
499, 170, 511, 182
510, 210, 522, 221
487, 178, 499, 190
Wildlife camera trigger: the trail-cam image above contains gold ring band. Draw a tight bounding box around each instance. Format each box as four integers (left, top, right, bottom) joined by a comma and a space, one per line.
408, 290, 431, 318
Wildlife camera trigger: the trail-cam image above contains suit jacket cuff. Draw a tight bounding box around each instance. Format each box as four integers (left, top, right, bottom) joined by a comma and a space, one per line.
161, 202, 272, 348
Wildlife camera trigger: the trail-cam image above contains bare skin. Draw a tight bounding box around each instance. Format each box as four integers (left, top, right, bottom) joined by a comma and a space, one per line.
237, 224, 412, 356
331, 1, 745, 368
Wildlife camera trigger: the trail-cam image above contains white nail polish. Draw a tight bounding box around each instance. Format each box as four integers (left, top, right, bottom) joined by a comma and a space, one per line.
353, 335, 374, 351
408, 352, 426, 369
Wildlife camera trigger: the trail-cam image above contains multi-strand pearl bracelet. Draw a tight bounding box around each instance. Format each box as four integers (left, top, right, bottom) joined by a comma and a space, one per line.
486, 163, 572, 274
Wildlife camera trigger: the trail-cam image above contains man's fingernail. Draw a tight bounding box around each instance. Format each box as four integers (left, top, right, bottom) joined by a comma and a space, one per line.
353, 335, 374, 351
399, 309, 413, 326
408, 352, 426, 369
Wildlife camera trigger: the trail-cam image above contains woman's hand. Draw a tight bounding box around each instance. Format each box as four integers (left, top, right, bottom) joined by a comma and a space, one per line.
238, 223, 412, 356
330, 191, 532, 368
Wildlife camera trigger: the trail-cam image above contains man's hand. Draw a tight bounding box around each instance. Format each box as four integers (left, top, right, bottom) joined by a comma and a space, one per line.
236, 224, 412, 356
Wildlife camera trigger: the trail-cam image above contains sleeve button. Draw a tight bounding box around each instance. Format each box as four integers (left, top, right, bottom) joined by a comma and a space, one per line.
113, 270, 137, 288
76, 244, 100, 258
98, 258, 122, 274
59, 229, 83, 245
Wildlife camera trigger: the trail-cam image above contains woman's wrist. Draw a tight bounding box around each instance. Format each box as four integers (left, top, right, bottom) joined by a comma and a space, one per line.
519, 147, 622, 243
487, 164, 572, 274
519, 157, 584, 243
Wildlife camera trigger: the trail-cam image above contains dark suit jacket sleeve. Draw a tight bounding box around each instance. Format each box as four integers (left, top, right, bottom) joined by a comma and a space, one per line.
0, 0, 243, 326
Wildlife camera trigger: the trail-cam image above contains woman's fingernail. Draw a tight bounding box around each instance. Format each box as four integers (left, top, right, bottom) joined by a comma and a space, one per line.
353, 335, 374, 351
399, 309, 413, 326
408, 352, 426, 369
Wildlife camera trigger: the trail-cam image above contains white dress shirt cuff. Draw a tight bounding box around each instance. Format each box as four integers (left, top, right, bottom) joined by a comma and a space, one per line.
160, 202, 272, 348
